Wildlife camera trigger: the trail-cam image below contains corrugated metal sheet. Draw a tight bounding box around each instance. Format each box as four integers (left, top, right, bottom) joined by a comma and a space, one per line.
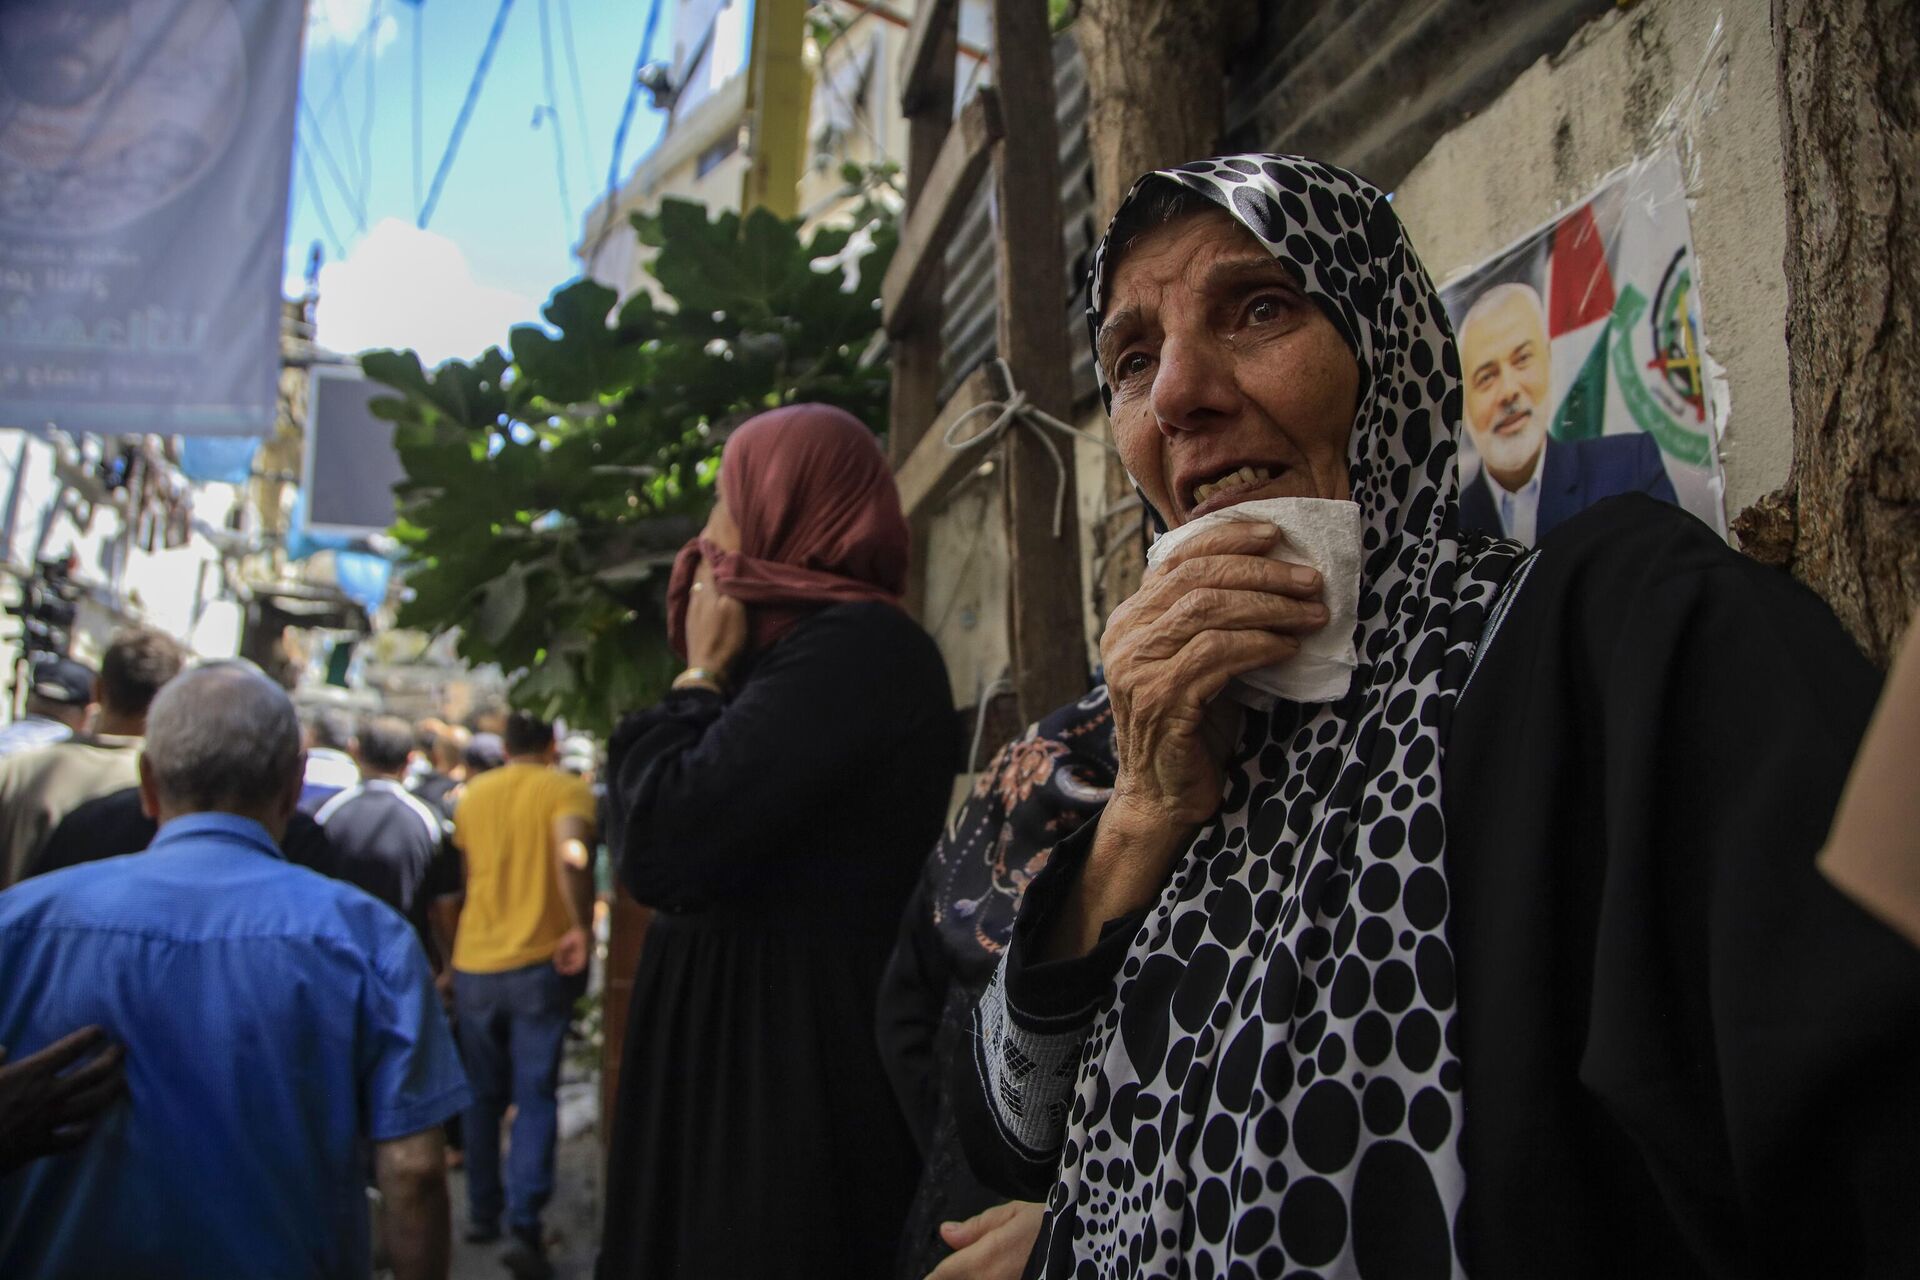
936, 30, 1099, 406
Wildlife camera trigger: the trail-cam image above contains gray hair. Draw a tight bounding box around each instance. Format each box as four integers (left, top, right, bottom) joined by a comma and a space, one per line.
1459, 280, 1547, 337
143, 661, 303, 814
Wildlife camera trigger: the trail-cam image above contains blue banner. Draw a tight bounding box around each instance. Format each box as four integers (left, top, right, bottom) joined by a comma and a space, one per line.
0, 0, 303, 436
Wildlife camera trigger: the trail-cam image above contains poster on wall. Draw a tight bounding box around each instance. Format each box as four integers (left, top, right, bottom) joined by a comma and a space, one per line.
0, 0, 304, 437
1438, 149, 1726, 548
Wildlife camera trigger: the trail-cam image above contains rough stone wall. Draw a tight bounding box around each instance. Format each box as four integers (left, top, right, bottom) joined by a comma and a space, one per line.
1392, 0, 1791, 521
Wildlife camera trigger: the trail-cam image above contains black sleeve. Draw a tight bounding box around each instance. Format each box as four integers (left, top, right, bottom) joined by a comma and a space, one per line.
949, 812, 1147, 1201
873, 873, 951, 1159
605, 607, 929, 908
1451, 496, 1920, 1277
1623, 521, 1917, 1277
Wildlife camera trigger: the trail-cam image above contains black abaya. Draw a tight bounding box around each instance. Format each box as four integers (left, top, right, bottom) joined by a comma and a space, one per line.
600, 601, 957, 1279
955, 498, 1920, 1278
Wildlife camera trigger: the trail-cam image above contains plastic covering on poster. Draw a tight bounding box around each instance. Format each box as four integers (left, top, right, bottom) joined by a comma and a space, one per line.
1437, 148, 1727, 549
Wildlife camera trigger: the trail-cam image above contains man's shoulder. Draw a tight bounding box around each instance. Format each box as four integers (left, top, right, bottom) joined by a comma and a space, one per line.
459, 764, 515, 799
6, 836, 407, 945
1567, 430, 1664, 475
0, 854, 127, 925
0, 741, 64, 783
344, 783, 446, 842
470, 762, 576, 799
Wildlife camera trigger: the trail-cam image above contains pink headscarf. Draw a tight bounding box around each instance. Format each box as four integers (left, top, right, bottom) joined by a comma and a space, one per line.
667, 404, 909, 659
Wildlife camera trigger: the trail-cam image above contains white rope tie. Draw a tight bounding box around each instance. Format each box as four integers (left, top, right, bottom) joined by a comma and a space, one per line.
950, 671, 1016, 839
942, 358, 1118, 537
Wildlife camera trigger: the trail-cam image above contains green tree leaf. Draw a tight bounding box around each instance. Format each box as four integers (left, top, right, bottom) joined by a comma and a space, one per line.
369, 174, 899, 730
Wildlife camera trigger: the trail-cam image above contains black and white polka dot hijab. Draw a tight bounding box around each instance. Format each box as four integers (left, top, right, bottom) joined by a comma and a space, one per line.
1040, 156, 1527, 1275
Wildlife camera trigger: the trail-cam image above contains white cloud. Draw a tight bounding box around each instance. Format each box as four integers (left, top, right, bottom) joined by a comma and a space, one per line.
308, 0, 400, 55
314, 219, 541, 365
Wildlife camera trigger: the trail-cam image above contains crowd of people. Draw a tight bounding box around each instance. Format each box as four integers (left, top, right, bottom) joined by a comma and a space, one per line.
0, 631, 597, 1278
1, 148, 1918, 1280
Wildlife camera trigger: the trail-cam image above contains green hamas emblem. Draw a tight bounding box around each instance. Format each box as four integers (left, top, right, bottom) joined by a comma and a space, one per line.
1609, 284, 1713, 467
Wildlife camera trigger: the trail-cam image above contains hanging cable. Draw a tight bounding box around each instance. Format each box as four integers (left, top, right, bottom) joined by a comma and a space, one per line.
418, 0, 518, 230
359, 0, 381, 220
411, 0, 424, 212
942, 358, 1120, 537
312, 6, 381, 218
536, 0, 575, 236
555, 0, 596, 195
297, 143, 348, 260
586, 0, 666, 263
299, 92, 367, 231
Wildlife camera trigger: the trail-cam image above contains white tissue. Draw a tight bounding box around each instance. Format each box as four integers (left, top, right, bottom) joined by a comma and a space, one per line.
1144, 497, 1363, 707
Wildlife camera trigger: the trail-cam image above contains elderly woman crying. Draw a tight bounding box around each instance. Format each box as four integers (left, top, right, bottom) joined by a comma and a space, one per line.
952, 156, 1920, 1280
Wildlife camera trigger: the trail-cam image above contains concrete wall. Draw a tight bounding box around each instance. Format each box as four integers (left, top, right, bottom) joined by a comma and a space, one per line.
1392, 0, 1790, 521
921, 470, 1010, 708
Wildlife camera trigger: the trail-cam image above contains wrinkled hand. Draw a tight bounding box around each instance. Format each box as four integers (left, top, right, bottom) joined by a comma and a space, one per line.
552, 927, 590, 977
927, 1201, 1045, 1280
685, 558, 749, 675
0, 1026, 125, 1176
1101, 521, 1326, 833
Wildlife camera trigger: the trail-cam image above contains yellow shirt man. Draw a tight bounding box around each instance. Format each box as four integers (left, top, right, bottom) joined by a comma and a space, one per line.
451, 762, 597, 973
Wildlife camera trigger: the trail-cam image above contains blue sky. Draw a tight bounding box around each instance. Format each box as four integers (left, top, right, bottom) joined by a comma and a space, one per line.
291, 0, 668, 363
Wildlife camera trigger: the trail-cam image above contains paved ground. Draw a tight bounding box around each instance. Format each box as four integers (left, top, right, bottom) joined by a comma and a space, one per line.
446, 1078, 602, 1280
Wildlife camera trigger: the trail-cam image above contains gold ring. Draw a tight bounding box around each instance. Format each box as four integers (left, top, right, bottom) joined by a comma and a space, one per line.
691, 582, 705, 592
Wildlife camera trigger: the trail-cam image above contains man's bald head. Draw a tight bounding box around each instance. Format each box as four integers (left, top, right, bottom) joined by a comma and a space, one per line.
140, 661, 305, 834
431, 724, 471, 773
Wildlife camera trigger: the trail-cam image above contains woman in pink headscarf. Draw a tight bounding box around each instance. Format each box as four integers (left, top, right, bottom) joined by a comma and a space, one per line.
599, 404, 957, 1279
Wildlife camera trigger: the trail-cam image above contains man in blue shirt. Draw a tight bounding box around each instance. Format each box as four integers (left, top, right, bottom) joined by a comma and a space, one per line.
0, 661, 471, 1280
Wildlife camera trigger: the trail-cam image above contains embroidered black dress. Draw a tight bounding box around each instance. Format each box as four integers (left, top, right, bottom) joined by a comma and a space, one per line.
598, 602, 957, 1279
875, 688, 1115, 1278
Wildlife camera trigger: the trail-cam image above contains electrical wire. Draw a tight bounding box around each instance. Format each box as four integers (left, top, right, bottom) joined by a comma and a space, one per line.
359, 0, 381, 220
555, 0, 596, 194
311, 18, 371, 130
536, 0, 576, 236
297, 142, 348, 260
312, 6, 382, 218
411, 0, 424, 212
587, 0, 666, 263
815, 32, 893, 167
299, 92, 368, 231
418, 0, 519, 230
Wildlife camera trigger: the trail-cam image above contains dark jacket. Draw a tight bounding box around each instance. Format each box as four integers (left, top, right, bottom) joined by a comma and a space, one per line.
1459, 431, 1678, 544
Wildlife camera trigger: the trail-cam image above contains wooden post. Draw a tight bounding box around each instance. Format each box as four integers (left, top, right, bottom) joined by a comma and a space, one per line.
891, 1, 960, 616
890, 3, 959, 468
989, 0, 1087, 724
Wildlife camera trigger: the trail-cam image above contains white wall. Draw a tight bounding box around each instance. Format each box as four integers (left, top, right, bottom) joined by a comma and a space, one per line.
1391, 0, 1790, 520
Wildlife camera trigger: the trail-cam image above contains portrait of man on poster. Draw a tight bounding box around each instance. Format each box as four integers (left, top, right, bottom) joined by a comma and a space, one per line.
1456, 281, 1678, 546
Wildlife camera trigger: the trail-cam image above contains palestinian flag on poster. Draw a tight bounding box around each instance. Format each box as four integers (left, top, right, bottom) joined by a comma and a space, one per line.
1544, 204, 1615, 444
1543, 192, 1714, 465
